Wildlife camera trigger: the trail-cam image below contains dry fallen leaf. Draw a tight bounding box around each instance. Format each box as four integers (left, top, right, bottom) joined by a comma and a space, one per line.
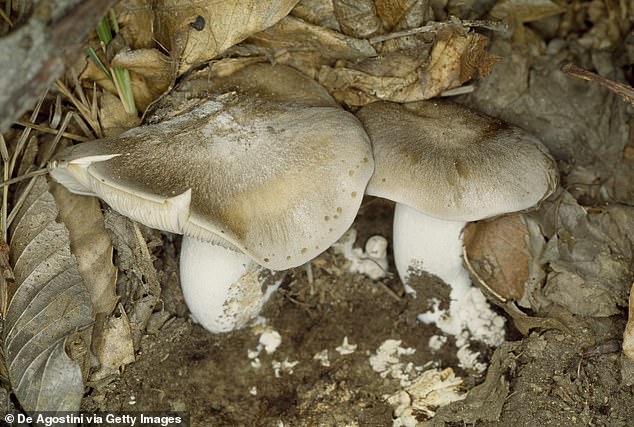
98, 91, 142, 137
318, 26, 498, 105
5, 177, 93, 414
152, 0, 299, 74
463, 213, 531, 302
529, 191, 633, 317
50, 183, 118, 316
90, 305, 136, 382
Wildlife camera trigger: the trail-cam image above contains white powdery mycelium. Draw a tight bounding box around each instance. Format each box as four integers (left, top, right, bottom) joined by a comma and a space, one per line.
369, 340, 466, 427
331, 228, 389, 280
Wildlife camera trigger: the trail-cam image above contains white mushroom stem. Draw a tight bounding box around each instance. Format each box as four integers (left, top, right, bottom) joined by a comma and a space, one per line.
179, 236, 267, 333
393, 204, 470, 295
393, 204, 505, 347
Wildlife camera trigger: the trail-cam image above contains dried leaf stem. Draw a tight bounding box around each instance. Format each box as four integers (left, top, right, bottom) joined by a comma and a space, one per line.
369, 18, 508, 44
562, 63, 634, 106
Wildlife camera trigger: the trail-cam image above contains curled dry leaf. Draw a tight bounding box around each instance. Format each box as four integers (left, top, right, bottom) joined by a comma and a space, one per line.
291, 0, 340, 30
249, 15, 377, 61
463, 213, 531, 302
49, 183, 118, 316
318, 26, 499, 105
152, 0, 299, 74
4, 177, 93, 414
529, 190, 634, 317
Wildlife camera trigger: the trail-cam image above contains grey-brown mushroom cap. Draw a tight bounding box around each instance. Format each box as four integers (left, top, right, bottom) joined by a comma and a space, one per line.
357, 101, 559, 222
49, 65, 374, 270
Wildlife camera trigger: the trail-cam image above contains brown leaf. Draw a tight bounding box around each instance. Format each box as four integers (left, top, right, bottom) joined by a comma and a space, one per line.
318, 27, 496, 105
250, 15, 377, 61
463, 213, 531, 302
50, 183, 118, 316
99, 91, 142, 137
332, 0, 381, 38
374, 0, 421, 29
90, 305, 136, 382
111, 48, 173, 103
152, 0, 299, 74
419, 28, 496, 98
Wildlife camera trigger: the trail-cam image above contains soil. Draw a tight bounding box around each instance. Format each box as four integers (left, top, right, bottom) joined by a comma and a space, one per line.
80, 199, 634, 427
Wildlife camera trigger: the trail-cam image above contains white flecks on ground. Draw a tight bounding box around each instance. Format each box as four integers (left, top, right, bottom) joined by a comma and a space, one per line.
456, 344, 487, 373
369, 339, 420, 387
388, 368, 466, 427
428, 335, 448, 352
369, 340, 465, 426
336, 336, 358, 355
272, 358, 299, 378
249, 386, 257, 396
331, 228, 389, 280
313, 349, 331, 367
417, 287, 506, 348
248, 324, 282, 369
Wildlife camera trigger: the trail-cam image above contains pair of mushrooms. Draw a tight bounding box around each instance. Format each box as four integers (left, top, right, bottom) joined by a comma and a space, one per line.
49, 64, 558, 334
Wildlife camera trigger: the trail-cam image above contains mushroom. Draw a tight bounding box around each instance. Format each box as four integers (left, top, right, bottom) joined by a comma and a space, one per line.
49, 63, 374, 333
356, 100, 558, 345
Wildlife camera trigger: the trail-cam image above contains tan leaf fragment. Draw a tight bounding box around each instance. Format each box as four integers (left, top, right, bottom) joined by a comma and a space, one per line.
490, 0, 564, 42
90, 305, 136, 382
418, 28, 499, 99
152, 0, 299, 74
463, 213, 531, 302
99, 91, 142, 137
332, 0, 381, 38
50, 183, 118, 316
116, 0, 156, 49
249, 15, 377, 61
111, 48, 173, 110
318, 27, 497, 105
291, 0, 340, 30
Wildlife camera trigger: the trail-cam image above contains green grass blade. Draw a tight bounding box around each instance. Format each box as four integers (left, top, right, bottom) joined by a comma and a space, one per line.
111, 67, 137, 115
96, 15, 113, 48
85, 47, 113, 81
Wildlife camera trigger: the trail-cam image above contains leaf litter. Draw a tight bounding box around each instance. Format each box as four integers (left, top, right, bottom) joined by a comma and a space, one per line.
1, 0, 634, 425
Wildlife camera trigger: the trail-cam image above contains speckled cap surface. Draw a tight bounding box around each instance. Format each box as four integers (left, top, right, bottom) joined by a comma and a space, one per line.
50, 64, 374, 270
357, 100, 558, 221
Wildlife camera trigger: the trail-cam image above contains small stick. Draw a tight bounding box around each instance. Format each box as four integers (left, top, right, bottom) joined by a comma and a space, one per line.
562, 63, 634, 106
14, 120, 89, 142
369, 18, 508, 44
0, 169, 49, 189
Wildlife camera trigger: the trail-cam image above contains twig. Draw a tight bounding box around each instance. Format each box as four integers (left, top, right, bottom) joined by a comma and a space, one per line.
14, 120, 89, 142
0, 169, 49, 189
562, 63, 634, 106
369, 18, 508, 44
